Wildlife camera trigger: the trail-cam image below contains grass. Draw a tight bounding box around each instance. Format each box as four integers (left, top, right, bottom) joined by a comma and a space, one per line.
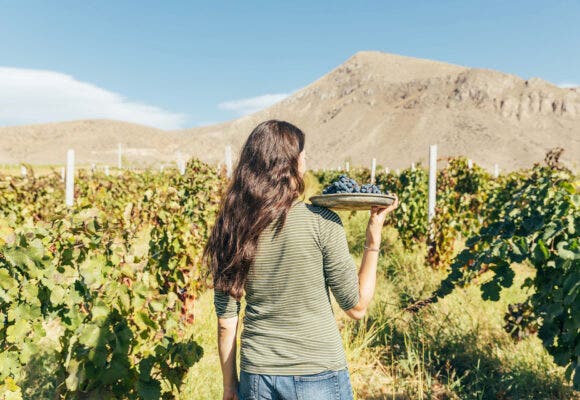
178, 289, 231, 400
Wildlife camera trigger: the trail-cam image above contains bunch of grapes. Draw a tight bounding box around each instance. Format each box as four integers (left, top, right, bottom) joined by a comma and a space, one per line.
322, 174, 383, 194
360, 183, 382, 194
322, 174, 359, 194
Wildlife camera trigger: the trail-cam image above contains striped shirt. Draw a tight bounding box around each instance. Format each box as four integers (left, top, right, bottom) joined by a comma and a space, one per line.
214, 199, 360, 375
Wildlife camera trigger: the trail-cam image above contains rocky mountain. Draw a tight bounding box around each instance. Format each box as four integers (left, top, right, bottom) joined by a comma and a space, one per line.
1, 51, 578, 172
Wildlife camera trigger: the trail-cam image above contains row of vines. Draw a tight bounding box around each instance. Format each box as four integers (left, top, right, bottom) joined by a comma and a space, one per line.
1, 150, 578, 398
0, 160, 225, 399
313, 150, 579, 389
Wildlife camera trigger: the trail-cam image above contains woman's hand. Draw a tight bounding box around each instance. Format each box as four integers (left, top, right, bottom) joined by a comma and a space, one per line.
223, 386, 239, 400
369, 194, 399, 227
347, 194, 399, 320
366, 194, 399, 247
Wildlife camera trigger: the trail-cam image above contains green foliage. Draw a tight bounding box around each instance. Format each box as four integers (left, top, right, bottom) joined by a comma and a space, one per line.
379, 167, 429, 248
0, 159, 224, 398
314, 156, 579, 390
3, 153, 578, 395
427, 157, 494, 267
0, 377, 23, 400
432, 163, 579, 389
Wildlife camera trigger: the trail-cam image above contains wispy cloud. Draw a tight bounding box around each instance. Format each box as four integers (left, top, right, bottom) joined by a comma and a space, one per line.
557, 82, 578, 88
0, 67, 188, 129
218, 93, 291, 116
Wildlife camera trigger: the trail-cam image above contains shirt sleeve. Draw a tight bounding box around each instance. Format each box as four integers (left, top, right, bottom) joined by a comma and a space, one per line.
213, 288, 241, 318
318, 208, 360, 311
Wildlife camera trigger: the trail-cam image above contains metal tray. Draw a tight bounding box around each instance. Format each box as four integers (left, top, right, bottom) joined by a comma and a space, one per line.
309, 193, 396, 211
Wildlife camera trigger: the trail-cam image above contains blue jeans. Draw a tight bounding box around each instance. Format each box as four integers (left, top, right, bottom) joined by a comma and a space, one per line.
238, 368, 354, 400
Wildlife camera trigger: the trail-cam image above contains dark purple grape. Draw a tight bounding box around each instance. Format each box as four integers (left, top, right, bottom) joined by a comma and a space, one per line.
323, 175, 384, 195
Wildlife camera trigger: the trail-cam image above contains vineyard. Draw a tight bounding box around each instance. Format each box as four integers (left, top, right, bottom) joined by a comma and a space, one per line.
0, 151, 578, 399
314, 150, 579, 392
0, 161, 225, 399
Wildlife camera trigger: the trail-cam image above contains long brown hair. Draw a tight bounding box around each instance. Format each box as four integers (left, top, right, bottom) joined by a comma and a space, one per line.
203, 120, 306, 300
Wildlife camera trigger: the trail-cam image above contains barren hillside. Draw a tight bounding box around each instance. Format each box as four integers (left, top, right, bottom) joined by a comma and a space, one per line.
1, 51, 578, 172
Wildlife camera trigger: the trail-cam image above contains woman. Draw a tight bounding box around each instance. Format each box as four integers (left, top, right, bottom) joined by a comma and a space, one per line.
203, 120, 398, 400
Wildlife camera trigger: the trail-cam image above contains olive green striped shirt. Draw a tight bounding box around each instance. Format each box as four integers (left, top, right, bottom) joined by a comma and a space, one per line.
214, 199, 360, 375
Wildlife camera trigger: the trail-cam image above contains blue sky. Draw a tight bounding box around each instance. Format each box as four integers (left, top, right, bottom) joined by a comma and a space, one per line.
1, 1, 579, 129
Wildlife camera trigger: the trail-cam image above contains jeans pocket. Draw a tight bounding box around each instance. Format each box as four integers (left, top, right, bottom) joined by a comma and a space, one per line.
239, 371, 259, 400
295, 370, 339, 400
337, 368, 354, 400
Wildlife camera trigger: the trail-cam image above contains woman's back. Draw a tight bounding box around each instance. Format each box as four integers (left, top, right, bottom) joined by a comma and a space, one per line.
214, 200, 359, 375
207, 120, 397, 399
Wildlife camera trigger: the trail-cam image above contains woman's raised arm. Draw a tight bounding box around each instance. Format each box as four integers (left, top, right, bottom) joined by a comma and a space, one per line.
345, 195, 399, 320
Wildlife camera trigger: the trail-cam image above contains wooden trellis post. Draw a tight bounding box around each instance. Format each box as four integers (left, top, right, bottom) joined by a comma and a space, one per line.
428, 145, 437, 223
427, 144, 438, 262
176, 151, 186, 175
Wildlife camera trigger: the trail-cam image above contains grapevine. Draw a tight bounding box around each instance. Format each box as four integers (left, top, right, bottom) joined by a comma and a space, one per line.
0, 159, 225, 398
429, 153, 579, 388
